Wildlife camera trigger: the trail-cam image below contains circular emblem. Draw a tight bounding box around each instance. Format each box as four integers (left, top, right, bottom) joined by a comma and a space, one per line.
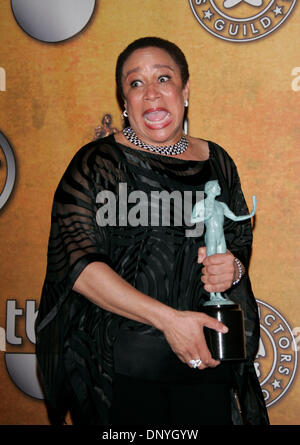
0, 131, 16, 210
189, 0, 297, 42
11, 0, 96, 43
255, 300, 298, 407
5, 353, 44, 400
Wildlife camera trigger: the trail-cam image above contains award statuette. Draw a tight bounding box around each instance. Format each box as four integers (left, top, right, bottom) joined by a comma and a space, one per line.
191, 180, 257, 361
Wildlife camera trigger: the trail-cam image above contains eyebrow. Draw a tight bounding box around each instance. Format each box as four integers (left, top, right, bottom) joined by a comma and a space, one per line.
124, 64, 175, 79
153, 64, 175, 71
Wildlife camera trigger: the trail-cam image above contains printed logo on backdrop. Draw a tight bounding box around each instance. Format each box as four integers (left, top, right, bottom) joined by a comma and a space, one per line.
11, 0, 96, 43
2, 298, 298, 405
3, 299, 44, 400
189, 0, 297, 42
0, 132, 16, 210
255, 299, 298, 407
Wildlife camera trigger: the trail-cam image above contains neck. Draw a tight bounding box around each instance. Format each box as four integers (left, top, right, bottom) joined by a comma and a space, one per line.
122, 127, 188, 156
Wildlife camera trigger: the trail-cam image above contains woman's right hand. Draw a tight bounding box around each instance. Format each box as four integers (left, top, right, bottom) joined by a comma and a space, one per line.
161, 309, 228, 370
73, 262, 227, 371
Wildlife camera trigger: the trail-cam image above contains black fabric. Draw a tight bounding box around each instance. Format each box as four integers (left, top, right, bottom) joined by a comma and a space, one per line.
113, 327, 234, 384
111, 373, 232, 425
35, 134, 269, 425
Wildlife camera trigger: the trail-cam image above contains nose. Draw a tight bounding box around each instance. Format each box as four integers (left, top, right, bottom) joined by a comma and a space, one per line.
144, 82, 160, 101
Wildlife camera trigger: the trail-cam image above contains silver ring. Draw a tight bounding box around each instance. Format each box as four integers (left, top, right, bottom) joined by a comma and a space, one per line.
189, 358, 202, 368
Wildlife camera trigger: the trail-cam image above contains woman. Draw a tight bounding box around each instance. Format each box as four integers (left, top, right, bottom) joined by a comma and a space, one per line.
35, 37, 269, 425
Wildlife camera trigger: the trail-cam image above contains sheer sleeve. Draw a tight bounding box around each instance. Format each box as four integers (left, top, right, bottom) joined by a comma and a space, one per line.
35, 142, 116, 424
44, 142, 113, 299
226, 161, 260, 360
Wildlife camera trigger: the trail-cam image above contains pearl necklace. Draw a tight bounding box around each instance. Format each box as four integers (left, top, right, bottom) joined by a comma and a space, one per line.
122, 127, 188, 156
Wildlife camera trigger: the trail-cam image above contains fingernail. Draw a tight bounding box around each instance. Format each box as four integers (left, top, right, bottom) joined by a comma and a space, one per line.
222, 325, 229, 333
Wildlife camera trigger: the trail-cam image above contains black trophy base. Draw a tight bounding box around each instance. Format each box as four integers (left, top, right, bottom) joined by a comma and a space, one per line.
202, 303, 246, 361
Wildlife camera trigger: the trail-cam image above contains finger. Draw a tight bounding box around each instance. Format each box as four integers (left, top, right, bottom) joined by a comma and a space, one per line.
185, 336, 222, 371
193, 349, 220, 369
199, 312, 228, 333
203, 253, 234, 266
188, 346, 221, 370
185, 352, 220, 370
197, 246, 207, 264
198, 358, 220, 369
184, 327, 215, 369
187, 357, 203, 369
204, 262, 235, 276
204, 281, 233, 293
187, 352, 213, 370
202, 272, 234, 285
177, 352, 189, 364
201, 268, 230, 281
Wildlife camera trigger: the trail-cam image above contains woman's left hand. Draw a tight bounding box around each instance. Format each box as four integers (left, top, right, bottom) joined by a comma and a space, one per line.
197, 247, 235, 293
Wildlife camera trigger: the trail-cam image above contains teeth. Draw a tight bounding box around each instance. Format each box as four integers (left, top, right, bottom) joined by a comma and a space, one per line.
144, 112, 170, 125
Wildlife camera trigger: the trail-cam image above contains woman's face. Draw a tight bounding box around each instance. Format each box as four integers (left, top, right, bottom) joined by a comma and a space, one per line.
121, 46, 189, 146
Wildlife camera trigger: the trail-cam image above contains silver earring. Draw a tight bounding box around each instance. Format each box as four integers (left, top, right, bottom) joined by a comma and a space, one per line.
122, 109, 128, 118
184, 100, 189, 108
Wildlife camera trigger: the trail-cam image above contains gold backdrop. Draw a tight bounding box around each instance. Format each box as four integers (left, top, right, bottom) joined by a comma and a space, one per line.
0, 0, 299, 425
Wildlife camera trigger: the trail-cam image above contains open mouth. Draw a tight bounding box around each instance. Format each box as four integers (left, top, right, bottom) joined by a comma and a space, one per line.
143, 109, 172, 128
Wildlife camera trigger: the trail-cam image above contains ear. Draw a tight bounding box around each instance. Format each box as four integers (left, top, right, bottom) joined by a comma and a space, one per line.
183, 79, 190, 102
123, 100, 128, 110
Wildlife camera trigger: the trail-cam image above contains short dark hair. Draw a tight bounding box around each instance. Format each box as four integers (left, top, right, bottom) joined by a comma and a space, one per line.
116, 36, 189, 98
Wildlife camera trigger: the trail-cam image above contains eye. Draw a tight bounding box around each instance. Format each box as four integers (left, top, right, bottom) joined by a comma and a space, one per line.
158, 75, 171, 83
130, 79, 142, 88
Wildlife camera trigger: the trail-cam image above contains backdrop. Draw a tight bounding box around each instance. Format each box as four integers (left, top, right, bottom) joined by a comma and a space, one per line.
0, 0, 299, 425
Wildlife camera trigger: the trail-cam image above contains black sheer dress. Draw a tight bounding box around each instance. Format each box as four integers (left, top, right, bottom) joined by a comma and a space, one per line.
35, 134, 269, 425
